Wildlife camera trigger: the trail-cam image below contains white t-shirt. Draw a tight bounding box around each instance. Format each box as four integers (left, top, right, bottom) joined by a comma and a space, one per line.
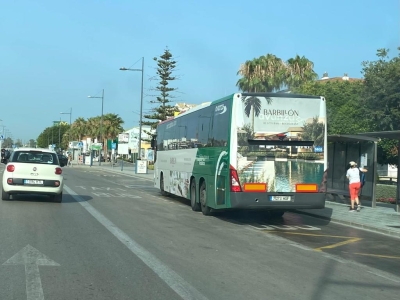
346, 167, 361, 184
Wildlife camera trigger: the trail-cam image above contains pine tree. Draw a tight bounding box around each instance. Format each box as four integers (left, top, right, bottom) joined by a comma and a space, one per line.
142, 48, 179, 132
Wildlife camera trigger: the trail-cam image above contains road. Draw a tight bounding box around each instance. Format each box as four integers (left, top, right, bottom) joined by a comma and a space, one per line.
0, 164, 399, 300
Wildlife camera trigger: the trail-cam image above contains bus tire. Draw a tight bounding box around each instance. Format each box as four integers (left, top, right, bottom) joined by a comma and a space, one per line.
199, 181, 212, 216
269, 210, 285, 218
190, 180, 200, 211
160, 173, 167, 196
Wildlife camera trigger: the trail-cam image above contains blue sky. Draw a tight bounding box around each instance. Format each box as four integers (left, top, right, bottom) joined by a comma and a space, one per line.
0, 0, 398, 142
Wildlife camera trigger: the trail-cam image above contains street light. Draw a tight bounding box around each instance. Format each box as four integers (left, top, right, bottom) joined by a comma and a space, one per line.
120, 57, 144, 161
60, 107, 72, 150
88, 89, 104, 166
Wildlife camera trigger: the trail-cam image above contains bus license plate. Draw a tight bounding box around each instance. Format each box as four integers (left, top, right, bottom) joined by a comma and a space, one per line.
270, 196, 291, 201
24, 180, 43, 185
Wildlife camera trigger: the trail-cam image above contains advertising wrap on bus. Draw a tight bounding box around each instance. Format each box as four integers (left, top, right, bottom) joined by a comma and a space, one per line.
153, 92, 327, 216
233, 94, 326, 193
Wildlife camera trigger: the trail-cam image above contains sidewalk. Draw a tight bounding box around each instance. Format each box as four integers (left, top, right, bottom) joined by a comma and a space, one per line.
73, 162, 400, 238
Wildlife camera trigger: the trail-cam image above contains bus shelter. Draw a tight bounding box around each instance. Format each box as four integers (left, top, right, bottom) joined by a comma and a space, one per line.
357, 131, 400, 213
327, 131, 400, 212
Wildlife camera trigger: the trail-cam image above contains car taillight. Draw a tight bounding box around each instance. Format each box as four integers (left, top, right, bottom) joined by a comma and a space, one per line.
7, 178, 13, 184
55, 167, 62, 175
230, 166, 242, 192
7, 165, 15, 172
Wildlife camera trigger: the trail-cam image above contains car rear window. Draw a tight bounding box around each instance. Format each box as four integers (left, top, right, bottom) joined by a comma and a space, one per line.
11, 151, 59, 165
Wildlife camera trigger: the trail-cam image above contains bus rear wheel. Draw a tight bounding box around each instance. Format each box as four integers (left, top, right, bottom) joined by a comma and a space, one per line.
160, 174, 167, 196
199, 182, 212, 216
190, 180, 200, 211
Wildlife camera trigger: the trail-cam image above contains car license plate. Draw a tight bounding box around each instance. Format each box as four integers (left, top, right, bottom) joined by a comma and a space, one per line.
24, 180, 43, 185
270, 196, 291, 201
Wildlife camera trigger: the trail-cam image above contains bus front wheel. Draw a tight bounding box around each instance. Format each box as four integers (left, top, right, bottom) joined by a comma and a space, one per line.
190, 180, 200, 211
199, 182, 212, 216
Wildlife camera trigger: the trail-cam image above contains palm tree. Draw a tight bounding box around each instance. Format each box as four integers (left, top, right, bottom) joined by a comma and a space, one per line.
102, 113, 124, 154
257, 54, 287, 92
86, 116, 101, 141
237, 54, 287, 93
237, 59, 263, 92
71, 117, 87, 141
286, 55, 318, 89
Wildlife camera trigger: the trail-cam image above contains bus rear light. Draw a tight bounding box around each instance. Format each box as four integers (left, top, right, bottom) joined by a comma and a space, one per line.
230, 166, 242, 192
243, 183, 267, 193
295, 183, 318, 193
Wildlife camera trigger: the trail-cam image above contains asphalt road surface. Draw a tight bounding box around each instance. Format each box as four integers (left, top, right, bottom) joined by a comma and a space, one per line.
0, 165, 399, 300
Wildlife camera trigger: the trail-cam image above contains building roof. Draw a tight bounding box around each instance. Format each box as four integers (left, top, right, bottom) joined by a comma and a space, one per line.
175, 102, 197, 111
318, 72, 363, 83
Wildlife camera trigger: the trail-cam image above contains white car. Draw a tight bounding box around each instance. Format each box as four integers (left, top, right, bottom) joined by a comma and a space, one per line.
1, 148, 65, 202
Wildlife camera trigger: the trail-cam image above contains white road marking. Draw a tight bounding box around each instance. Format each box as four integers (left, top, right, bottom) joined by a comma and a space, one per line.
323, 254, 346, 263
249, 224, 322, 231
367, 271, 400, 283
290, 243, 311, 251
3, 245, 60, 300
64, 185, 209, 300
91, 192, 141, 198
295, 225, 321, 231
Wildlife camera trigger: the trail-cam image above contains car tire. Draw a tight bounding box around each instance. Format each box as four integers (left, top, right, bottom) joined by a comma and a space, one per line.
53, 193, 62, 203
2, 188, 10, 201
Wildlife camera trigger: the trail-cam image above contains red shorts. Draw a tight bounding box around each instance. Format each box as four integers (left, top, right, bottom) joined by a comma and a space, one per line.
349, 182, 361, 200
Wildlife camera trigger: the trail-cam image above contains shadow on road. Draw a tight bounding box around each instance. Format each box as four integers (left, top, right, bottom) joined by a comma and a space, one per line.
6, 193, 92, 204
161, 192, 333, 228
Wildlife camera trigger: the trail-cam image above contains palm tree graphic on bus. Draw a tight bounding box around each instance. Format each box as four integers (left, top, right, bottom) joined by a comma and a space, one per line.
241, 96, 272, 132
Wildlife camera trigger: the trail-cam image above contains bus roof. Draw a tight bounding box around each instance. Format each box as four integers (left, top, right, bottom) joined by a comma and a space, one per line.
157, 92, 324, 126
240, 92, 322, 99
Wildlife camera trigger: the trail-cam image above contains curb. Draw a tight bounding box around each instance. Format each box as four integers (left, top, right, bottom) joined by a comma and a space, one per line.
77, 165, 154, 182
295, 210, 400, 239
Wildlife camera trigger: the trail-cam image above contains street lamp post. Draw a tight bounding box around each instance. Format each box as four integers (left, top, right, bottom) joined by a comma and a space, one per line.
0, 122, 5, 150
88, 89, 104, 166
120, 57, 144, 161
58, 117, 61, 151
60, 107, 72, 151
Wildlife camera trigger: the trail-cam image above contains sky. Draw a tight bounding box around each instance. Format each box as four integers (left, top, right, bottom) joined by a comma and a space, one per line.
0, 0, 399, 142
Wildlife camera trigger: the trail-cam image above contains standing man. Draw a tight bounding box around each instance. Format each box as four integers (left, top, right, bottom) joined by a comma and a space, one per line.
346, 161, 368, 212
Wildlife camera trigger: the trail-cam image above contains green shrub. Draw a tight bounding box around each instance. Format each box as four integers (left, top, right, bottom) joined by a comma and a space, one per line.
375, 184, 397, 204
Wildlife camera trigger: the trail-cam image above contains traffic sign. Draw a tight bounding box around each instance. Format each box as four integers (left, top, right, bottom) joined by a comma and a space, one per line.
78, 142, 83, 148
111, 143, 117, 150
0, 135, 3, 140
